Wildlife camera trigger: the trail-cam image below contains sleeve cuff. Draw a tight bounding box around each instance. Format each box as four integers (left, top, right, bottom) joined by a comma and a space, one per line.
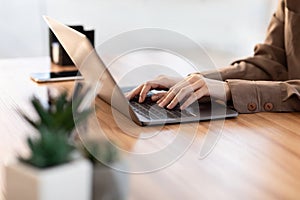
227, 79, 282, 113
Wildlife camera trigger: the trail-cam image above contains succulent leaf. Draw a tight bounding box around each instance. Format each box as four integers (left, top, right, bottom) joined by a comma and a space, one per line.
20, 83, 91, 168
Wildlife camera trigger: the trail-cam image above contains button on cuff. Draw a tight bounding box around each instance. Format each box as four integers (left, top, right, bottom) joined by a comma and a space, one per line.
264, 102, 274, 111
247, 102, 257, 111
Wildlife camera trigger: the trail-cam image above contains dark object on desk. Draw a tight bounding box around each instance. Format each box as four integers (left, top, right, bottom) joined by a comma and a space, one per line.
49, 25, 94, 66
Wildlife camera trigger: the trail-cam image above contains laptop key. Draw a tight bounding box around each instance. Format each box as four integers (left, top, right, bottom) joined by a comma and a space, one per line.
130, 99, 194, 120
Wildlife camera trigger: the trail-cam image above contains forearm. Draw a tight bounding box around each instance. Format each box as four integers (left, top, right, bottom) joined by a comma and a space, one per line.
201, 60, 279, 81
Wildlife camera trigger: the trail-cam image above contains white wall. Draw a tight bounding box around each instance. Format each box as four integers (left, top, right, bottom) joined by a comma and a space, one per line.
0, 0, 47, 58
0, 0, 277, 64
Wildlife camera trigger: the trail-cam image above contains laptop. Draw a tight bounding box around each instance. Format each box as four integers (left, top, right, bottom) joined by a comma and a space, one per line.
44, 16, 238, 126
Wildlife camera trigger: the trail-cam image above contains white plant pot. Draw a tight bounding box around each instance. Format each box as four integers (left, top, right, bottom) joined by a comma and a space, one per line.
5, 158, 92, 200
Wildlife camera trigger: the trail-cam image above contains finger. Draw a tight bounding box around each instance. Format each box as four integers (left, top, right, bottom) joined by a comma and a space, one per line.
125, 85, 144, 100
174, 74, 201, 91
180, 89, 206, 110
139, 81, 161, 102
158, 75, 204, 107
166, 86, 193, 109
158, 82, 192, 108
170, 78, 192, 93
156, 78, 194, 105
151, 92, 166, 102
139, 85, 151, 103
166, 79, 205, 109
156, 92, 168, 104
161, 76, 200, 100
158, 90, 177, 108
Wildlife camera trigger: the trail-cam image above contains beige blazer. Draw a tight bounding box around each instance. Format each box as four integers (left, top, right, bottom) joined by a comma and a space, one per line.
202, 0, 300, 113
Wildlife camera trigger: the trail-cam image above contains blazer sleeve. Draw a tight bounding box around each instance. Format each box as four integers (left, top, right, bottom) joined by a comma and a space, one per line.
201, 0, 300, 113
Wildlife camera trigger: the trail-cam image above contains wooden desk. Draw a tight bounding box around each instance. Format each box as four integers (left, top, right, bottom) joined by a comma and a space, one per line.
1, 57, 300, 200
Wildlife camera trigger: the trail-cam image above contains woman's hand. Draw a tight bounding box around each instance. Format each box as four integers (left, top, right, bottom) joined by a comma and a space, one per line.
156, 74, 231, 110
125, 75, 183, 103
126, 74, 231, 110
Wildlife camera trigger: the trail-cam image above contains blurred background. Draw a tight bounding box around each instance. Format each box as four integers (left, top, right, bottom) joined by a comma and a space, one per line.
0, 0, 277, 66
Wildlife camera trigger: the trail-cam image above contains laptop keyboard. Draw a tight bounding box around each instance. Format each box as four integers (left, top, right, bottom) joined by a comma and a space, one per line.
130, 97, 194, 120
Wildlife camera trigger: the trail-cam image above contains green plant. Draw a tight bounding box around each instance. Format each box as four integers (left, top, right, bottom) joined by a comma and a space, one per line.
20, 84, 91, 168
21, 84, 91, 135
21, 127, 74, 168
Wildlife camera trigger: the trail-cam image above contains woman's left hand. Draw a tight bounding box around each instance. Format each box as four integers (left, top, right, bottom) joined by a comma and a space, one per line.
155, 74, 231, 110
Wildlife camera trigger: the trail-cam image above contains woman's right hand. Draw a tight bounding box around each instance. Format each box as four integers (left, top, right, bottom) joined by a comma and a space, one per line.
126, 73, 231, 110
125, 75, 183, 103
